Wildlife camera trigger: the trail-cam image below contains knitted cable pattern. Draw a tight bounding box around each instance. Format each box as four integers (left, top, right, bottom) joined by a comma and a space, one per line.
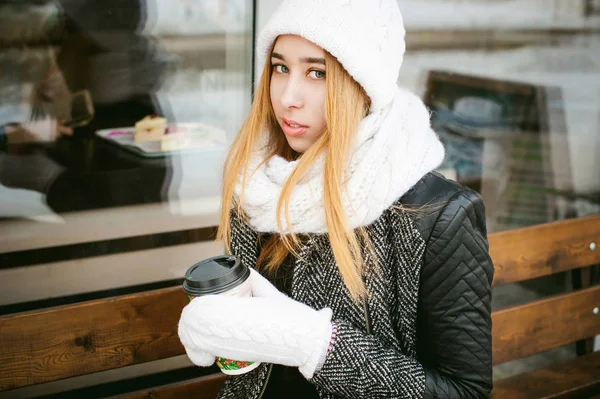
235, 87, 445, 235
257, 0, 406, 112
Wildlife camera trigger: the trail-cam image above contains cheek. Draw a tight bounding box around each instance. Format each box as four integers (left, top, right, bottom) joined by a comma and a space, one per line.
270, 77, 283, 110
311, 86, 327, 133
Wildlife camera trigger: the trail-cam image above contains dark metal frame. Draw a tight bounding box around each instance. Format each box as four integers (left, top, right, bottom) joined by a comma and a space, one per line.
584, 0, 600, 16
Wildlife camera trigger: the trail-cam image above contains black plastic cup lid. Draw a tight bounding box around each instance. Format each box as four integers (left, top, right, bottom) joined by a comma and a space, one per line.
183, 255, 249, 296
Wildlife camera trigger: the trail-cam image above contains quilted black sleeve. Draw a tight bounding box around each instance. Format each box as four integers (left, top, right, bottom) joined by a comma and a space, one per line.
418, 189, 494, 398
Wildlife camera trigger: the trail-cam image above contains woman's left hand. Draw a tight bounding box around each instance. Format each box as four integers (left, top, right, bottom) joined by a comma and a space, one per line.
178, 269, 334, 379
6, 119, 72, 145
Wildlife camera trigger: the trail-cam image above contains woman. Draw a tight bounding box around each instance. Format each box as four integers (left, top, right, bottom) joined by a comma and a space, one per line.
178, 0, 494, 398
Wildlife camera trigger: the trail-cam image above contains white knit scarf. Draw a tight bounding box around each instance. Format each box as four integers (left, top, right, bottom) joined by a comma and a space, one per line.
235, 87, 445, 234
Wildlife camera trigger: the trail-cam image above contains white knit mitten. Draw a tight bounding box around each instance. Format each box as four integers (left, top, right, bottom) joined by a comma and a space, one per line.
178, 269, 333, 379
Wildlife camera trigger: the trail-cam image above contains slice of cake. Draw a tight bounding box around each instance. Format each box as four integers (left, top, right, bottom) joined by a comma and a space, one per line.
161, 131, 191, 151
134, 115, 167, 143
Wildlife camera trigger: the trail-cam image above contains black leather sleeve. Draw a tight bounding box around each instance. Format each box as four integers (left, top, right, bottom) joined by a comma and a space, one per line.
416, 186, 494, 398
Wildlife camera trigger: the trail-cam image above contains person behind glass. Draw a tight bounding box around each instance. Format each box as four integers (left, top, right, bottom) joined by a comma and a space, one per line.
0, 38, 74, 200
0, 0, 168, 214
178, 1, 494, 398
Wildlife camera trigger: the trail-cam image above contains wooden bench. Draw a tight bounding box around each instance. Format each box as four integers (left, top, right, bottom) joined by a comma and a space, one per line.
0, 215, 598, 398
490, 215, 600, 398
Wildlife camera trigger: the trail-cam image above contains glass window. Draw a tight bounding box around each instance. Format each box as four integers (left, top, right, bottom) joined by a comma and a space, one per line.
0, 0, 253, 218
0, 0, 254, 338
397, 0, 599, 232
0, 0, 253, 305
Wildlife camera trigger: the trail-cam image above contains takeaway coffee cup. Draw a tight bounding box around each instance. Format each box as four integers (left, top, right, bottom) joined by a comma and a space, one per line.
183, 255, 261, 375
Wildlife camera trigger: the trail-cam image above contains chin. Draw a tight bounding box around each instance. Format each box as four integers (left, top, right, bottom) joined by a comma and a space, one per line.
286, 138, 310, 154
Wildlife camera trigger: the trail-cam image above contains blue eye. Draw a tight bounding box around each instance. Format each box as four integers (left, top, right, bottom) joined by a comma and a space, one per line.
309, 70, 326, 79
273, 64, 289, 73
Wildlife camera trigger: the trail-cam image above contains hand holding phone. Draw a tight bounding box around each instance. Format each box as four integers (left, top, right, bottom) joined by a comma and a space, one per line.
63, 90, 94, 128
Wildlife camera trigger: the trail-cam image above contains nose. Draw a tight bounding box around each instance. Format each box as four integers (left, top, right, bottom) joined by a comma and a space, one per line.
280, 76, 303, 109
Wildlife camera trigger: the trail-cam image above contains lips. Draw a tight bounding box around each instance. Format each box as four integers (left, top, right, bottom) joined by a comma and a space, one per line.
281, 118, 308, 137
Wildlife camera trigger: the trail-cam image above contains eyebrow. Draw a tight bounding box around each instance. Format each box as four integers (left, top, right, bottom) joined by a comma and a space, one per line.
271, 52, 326, 65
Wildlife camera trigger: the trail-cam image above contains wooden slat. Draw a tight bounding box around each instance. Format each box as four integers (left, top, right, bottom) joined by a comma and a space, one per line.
111, 374, 227, 399
492, 350, 600, 399
0, 287, 188, 391
490, 215, 600, 287
492, 285, 600, 365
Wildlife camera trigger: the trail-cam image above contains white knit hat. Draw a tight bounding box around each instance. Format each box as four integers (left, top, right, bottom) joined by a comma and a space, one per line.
257, 0, 406, 112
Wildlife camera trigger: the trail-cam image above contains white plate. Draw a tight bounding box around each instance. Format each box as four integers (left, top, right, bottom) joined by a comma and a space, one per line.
95, 123, 227, 158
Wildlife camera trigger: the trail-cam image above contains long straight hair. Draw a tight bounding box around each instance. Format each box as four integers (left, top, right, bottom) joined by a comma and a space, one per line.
217, 41, 372, 303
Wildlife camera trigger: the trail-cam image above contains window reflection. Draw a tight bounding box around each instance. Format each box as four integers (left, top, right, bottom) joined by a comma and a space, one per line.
0, 0, 252, 219
398, 0, 600, 232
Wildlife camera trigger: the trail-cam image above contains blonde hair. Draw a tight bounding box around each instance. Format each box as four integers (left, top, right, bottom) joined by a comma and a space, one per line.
217, 41, 372, 303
